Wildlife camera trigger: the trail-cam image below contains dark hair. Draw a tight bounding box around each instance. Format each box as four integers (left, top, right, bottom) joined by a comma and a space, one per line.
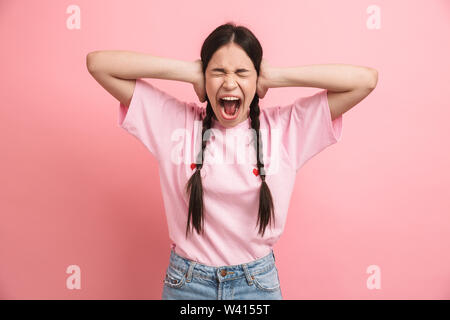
185, 22, 275, 238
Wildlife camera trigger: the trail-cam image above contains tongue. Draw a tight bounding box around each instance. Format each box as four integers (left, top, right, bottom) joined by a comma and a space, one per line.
223, 100, 238, 115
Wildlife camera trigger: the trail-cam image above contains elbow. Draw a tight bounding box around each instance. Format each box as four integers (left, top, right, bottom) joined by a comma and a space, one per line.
367, 68, 378, 90
86, 51, 102, 73
86, 52, 95, 73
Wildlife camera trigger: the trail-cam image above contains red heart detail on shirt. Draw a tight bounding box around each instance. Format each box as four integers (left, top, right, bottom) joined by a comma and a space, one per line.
190, 163, 196, 170
253, 168, 259, 176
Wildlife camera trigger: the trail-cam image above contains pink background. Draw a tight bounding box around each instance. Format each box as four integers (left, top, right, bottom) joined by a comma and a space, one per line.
1, 0, 450, 299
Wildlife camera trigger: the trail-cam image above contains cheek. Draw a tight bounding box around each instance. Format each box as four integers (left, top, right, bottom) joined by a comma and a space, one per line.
243, 87, 256, 106
242, 79, 257, 92
206, 81, 219, 99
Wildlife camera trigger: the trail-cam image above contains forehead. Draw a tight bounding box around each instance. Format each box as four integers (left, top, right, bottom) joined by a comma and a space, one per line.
208, 43, 254, 70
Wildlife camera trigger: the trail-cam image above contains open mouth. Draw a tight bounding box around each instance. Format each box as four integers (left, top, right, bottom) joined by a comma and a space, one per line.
218, 98, 241, 120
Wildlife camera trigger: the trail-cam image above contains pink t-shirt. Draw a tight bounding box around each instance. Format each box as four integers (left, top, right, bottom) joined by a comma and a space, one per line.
118, 78, 343, 267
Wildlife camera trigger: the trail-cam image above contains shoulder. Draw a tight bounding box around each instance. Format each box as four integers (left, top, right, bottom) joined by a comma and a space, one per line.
259, 104, 281, 128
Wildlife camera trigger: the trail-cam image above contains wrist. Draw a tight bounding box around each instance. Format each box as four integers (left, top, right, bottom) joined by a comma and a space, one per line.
265, 66, 285, 89
187, 60, 203, 84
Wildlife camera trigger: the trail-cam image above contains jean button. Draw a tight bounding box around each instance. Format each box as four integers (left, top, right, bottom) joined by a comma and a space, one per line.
220, 269, 227, 277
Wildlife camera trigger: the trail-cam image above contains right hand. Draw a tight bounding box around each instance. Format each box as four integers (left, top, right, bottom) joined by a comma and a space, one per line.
192, 59, 206, 103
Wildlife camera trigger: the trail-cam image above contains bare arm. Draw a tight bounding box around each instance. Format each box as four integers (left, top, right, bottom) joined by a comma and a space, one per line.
261, 63, 378, 120
266, 64, 377, 91
86, 50, 202, 106
86, 50, 199, 83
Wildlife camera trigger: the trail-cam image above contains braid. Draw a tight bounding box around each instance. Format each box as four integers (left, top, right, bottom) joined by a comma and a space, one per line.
249, 97, 275, 237
185, 102, 214, 237
185, 97, 275, 238
249, 98, 265, 179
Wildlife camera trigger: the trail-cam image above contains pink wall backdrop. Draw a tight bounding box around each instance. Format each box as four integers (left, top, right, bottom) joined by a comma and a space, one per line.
1, 0, 450, 299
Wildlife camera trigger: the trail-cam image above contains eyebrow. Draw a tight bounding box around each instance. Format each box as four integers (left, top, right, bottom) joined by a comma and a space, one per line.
211, 68, 250, 72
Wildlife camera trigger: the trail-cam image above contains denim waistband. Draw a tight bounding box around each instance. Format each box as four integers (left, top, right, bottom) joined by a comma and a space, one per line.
168, 249, 276, 285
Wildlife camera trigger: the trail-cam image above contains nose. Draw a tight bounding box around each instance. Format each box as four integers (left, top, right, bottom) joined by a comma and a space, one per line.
223, 75, 238, 88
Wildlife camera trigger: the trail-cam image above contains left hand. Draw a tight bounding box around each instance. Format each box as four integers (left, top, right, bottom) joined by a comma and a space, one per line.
256, 58, 271, 99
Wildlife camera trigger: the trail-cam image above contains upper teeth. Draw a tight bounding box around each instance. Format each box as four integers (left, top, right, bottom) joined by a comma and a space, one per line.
221, 97, 240, 101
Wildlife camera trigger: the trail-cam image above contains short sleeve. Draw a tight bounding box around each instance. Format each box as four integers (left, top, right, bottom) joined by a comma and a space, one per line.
118, 78, 188, 162
279, 89, 343, 171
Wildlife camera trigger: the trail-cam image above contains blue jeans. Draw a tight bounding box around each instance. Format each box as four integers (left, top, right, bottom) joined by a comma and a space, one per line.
161, 249, 283, 300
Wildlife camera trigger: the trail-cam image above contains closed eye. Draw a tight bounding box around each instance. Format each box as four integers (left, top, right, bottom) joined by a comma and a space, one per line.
213, 71, 249, 76
211, 68, 250, 74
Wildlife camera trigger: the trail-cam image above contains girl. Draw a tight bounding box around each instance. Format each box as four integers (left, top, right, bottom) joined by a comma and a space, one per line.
87, 22, 377, 300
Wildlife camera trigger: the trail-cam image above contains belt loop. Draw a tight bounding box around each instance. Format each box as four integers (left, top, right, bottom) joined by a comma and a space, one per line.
272, 250, 276, 262
185, 261, 197, 282
242, 263, 253, 286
